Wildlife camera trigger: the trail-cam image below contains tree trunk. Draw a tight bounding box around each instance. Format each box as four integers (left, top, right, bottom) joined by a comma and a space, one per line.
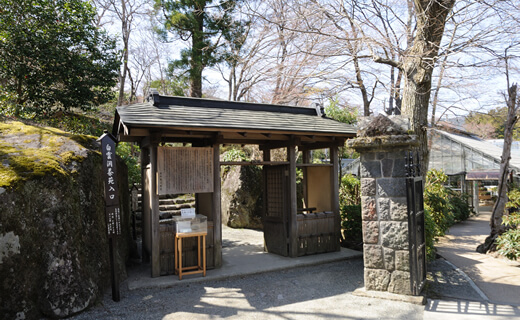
117, 0, 129, 106
478, 84, 518, 253
401, 0, 455, 174
190, 5, 204, 98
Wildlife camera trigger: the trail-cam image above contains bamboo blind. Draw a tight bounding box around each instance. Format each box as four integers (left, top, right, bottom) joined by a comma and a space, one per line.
157, 147, 214, 195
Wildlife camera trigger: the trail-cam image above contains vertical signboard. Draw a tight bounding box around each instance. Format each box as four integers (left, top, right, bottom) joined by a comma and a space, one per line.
100, 133, 122, 237
97, 131, 121, 302
101, 132, 119, 202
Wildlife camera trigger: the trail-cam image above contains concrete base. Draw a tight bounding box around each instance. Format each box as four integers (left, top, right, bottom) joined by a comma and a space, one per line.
353, 287, 426, 305
126, 245, 362, 291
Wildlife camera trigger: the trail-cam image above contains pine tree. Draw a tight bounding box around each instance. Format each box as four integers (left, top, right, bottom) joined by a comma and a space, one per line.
154, 0, 245, 97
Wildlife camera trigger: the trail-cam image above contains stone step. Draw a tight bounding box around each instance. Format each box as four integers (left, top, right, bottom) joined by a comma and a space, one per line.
159, 203, 194, 212
159, 193, 194, 200
160, 210, 181, 220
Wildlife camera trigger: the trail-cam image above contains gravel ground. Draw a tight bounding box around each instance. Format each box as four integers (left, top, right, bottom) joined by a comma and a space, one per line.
68, 258, 424, 320
64, 226, 488, 320
425, 257, 485, 302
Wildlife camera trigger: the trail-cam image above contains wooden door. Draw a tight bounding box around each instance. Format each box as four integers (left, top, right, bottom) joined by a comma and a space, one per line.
263, 165, 289, 256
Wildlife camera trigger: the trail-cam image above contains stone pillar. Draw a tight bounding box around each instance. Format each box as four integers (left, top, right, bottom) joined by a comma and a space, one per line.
348, 115, 419, 295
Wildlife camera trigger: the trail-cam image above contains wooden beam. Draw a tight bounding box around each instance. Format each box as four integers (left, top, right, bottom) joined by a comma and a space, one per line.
214, 132, 224, 144
150, 143, 161, 277
302, 150, 311, 208
262, 147, 270, 254
140, 147, 150, 264
263, 148, 271, 162
140, 134, 162, 149
220, 161, 289, 166
330, 146, 341, 251
288, 145, 298, 257
260, 137, 301, 151
159, 137, 212, 145
212, 142, 222, 268
299, 139, 346, 151
296, 163, 333, 167
120, 124, 355, 139
127, 128, 149, 137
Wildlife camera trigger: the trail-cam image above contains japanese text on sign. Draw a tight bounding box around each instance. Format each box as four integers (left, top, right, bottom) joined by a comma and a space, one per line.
101, 135, 119, 206
106, 206, 122, 237
98, 132, 122, 239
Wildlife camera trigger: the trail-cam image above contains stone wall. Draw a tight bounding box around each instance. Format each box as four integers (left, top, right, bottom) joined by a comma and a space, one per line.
349, 115, 419, 296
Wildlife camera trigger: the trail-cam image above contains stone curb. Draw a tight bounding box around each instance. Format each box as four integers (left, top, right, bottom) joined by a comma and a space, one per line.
352, 287, 426, 305
442, 258, 490, 302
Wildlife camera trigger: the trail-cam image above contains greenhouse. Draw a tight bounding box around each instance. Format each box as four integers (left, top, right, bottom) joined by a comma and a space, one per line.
429, 129, 520, 177
344, 128, 520, 214
428, 129, 520, 213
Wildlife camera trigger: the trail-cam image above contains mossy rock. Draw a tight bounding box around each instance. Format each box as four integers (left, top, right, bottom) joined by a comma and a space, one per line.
221, 165, 263, 230
0, 121, 98, 190
0, 120, 132, 319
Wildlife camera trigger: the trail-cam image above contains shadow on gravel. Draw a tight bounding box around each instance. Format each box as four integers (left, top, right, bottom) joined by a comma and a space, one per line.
425, 257, 485, 302
425, 300, 520, 318
72, 259, 407, 320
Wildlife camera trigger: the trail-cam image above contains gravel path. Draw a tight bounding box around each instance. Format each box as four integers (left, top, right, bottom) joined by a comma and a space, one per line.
69, 259, 424, 320
66, 223, 512, 320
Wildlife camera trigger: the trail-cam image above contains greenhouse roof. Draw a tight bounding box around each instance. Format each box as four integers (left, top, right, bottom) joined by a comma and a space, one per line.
434, 130, 520, 172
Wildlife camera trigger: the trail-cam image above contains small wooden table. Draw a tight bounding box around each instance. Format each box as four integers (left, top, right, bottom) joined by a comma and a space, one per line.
174, 231, 207, 280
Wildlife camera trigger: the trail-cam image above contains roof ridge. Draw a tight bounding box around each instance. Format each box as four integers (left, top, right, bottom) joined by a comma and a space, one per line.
148, 93, 319, 116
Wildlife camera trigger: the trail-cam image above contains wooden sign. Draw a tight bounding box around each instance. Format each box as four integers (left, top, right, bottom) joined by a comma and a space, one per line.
157, 147, 214, 195
98, 132, 122, 238
97, 131, 121, 302
100, 132, 119, 207
105, 205, 122, 237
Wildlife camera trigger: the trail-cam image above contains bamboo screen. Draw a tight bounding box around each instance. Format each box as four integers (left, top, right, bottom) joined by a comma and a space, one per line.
157, 147, 214, 195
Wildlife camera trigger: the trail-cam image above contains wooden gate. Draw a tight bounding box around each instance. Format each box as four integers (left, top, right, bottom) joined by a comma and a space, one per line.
263, 165, 289, 256
405, 151, 426, 296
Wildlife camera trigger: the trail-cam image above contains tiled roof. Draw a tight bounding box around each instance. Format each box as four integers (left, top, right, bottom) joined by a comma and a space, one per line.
115, 95, 356, 136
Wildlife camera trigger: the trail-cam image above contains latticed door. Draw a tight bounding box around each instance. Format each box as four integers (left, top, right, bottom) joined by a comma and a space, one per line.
406, 151, 426, 295
263, 165, 289, 256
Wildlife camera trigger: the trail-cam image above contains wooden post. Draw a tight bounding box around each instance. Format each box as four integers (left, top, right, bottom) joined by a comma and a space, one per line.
262, 148, 270, 253
140, 147, 150, 263
263, 148, 271, 162
109, 237, 120, 301
302, 150, 311, 208
98, 132, 121, 301
150, 143, 161, 277
330, 146, 341, 251
212, 142, 222, 268
288, 145, 298, 257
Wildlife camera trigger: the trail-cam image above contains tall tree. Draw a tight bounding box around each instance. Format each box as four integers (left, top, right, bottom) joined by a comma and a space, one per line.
477, 0, 520, 252
240, 0, 340, 105
110, 0, 148, 105
0, 0, 119, 115
478, 79, 520, 253
155, 0, 245, 97
374, 0, 456, 171
217, 6, 264, 102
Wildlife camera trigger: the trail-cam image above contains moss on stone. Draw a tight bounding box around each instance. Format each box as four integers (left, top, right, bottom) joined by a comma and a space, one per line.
0, 120, 132, 319
0, 121, 96, 189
